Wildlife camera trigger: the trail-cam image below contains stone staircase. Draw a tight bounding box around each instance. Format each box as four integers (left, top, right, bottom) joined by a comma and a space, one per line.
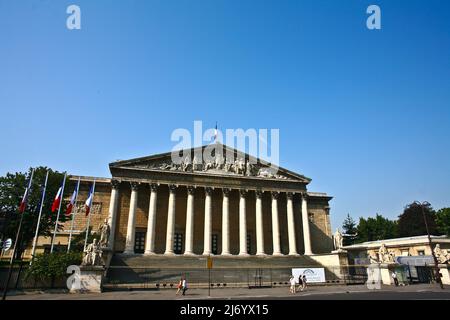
104, 254, 330, 290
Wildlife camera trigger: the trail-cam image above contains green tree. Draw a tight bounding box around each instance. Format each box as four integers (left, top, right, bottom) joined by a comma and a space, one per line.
397, 202, 438, 237
0, 167, 74, 259
341, 214, 357, 245
435, 207, 450, 237
356, 214, 397, 243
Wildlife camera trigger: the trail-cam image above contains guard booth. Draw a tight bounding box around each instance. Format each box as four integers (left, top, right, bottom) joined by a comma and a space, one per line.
396, 256, 435, 284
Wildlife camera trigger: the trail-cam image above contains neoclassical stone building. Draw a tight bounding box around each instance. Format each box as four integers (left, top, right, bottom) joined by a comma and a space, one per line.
28, 144, 334, 260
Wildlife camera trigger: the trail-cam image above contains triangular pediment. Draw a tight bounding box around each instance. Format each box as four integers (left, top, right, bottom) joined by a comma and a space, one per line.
109, 144, 311, 183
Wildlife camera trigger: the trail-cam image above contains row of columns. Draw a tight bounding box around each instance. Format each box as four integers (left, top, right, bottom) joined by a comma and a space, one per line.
108, 182, 313, 256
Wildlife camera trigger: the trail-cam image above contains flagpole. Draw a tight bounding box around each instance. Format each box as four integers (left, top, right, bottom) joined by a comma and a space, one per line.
2, 168, 35, 301
30, 170, 49, 265
83, 180, 96, 252
67, 177, 81, 253
50, 173, 67, 253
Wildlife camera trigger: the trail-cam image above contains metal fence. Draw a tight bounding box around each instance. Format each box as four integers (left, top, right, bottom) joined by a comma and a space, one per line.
103, 265, 369, 290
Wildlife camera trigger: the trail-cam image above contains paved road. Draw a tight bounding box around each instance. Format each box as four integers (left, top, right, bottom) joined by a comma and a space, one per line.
6, 284, 450, 300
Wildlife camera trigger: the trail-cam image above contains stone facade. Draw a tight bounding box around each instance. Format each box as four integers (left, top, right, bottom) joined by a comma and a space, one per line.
24, 144, 334, 259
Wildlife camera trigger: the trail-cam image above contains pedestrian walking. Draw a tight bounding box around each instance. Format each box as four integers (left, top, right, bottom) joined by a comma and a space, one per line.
297, 274, 304, 292
289, 276, 296, 294
391, 271, 399, 286
176, 277, 183, 295
301, 274, 307, 291
182, 277, 188, 296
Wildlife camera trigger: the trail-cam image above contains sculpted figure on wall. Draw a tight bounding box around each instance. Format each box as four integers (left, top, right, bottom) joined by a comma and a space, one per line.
434, 244, 450, 264
82, 238, 103, 266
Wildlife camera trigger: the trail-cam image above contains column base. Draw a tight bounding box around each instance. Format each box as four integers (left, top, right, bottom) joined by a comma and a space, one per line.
221, 252, 232, 256
289, 253, 300, 256
272, 252, 284, 256
238, 252, 250, 257
164, 251, 175, 256
184, 252, 196, 256
303, 251, 313, 256
202, 252, 212, 256
256, 253, 267, 257
144, 251, 157, 256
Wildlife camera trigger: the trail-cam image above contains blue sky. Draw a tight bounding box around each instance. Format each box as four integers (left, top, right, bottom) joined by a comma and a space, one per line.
1, 0, 449, 230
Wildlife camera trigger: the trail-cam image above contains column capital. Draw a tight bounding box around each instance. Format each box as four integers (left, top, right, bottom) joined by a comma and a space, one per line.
168, 184, 177, 193
300, 192, 308, 200
271, 191, 280, 200
239, 189, 248, 197
187, 186, 196, 195
287, 192, 294, 200
205, 187, 214, 196
150, 183, 158, 192
256, 190, 264, 199
111, 179, 121, 190
222, 188, 231, 196
130, 182, 140, 191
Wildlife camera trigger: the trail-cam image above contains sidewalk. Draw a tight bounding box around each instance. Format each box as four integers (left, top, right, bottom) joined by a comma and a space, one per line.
6, 283, 449, 300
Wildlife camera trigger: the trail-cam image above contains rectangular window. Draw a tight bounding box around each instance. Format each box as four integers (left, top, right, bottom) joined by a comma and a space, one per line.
247, 234, 251, 253
174, 233, 183, 254
212, 234, 218, 255
417, 250, 425, 256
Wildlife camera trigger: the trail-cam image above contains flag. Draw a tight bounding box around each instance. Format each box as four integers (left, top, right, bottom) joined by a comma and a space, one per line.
19, 187, 30, 213
19, 170, 34, 213
51, 186, 63, 213
85, 184, 95, 216
65, 188, 77, 216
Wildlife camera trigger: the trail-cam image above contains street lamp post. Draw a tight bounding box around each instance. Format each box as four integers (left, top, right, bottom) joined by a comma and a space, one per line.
414, 201, 444, 289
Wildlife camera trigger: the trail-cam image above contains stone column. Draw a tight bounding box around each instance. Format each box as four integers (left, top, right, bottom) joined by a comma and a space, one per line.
271, 192, 282, 256
203, 187, 213, 255
239, 190, 249, 256
144, 183, 158, 255
164, 185, 177, 255
107, 179, 120, 250
301, 192, 313, 255
184, 186, 195, 255
286, 192, 298, 256
221, 188, 231, 255
124, 182, 139, 254
255, 191, 265, 256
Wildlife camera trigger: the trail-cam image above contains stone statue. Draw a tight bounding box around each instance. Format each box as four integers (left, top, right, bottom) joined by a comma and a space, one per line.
333, 228, 343, 251
434, 244, 450, 264
82, 238, 103, 266
193, 154, 202, 171
99, 219, 110, 248
369, 253, 379, 264
182, 156, 191, 172
245, 161, 254, 176
378, 243, 395, 263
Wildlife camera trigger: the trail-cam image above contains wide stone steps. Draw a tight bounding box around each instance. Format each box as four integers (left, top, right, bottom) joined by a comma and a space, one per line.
104, 254, 330, 289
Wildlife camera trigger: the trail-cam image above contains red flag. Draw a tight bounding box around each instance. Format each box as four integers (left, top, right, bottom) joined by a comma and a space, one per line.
19, 187, 29, 213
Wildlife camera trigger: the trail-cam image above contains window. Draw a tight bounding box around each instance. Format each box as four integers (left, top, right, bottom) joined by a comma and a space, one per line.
174, 233, 183, 254
134, 232, 146, 254
212, 234, 218, 255
418, 250, 425, 256
308, 213, 314, 223
247, 234, 251, 253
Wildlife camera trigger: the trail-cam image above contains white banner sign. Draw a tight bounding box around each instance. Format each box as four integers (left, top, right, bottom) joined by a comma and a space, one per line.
292, 268, 326, 283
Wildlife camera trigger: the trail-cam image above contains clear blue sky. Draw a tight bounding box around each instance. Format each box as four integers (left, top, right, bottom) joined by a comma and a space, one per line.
1, 1, 449, 230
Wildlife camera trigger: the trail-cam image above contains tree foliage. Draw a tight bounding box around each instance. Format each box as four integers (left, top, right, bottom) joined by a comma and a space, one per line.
355, 214, 397, 243
435, 207, 450, 237
341, 213, 357, 245
0, 167, 75, 258
397, 202, 438, 237
25, 252, 82, 280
